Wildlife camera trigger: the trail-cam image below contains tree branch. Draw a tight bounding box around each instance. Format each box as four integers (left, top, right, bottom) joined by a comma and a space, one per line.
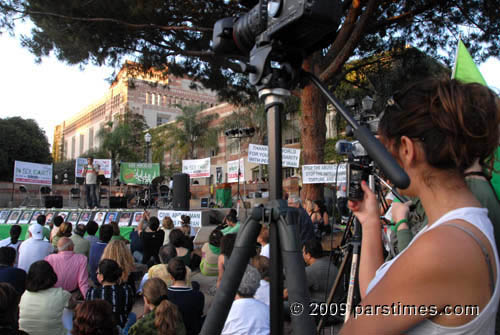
320, 0, 377, 81
366, 1, 437, 33
23, 8, 213, 33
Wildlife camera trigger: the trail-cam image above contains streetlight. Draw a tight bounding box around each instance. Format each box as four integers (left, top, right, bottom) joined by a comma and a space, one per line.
144, 132, 152, 163
224, 127, 255, 203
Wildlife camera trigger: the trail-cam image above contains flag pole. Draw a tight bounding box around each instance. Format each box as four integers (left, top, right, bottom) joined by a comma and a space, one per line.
451, 34, 461, 79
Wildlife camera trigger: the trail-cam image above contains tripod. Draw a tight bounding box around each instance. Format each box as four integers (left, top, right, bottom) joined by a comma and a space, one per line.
201, 40, 410, 334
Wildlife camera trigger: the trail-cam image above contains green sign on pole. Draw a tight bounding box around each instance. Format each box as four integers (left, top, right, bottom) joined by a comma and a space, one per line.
120, 163, 160, 184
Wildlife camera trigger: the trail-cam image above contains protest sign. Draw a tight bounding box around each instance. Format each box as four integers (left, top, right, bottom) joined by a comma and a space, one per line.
302, 164, 347, 184
157, 210, 202, 228
120, 163, 160, 184
247, 144, 300, 168
13, 161, 52, 185
227, 158, 244, 183
182, 158, 211, 178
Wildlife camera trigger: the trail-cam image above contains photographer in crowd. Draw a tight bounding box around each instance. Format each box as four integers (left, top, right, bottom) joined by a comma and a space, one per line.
341, 77, 500, 334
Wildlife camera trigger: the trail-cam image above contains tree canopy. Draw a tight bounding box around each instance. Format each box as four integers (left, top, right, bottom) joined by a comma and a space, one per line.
1, 0, 499, 198
0, 116, 52, 181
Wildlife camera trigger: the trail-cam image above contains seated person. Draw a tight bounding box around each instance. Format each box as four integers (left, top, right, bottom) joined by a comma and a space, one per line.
89, 224, 114, 285
221, 214, 240, 235
251, 255, 270, 306
72, 300, 118, 335
221, 265, 269, 335
169, 229, 191, 267
257, 226, 269, 258
200, 229, 223, 276
301, 239, 341, 303
86, 259, 135, 331
129, 278, 186, 335
217, 233, 237, 288
19, 261, 71, 335
0, 247, 26, 294
138, 244, 192, 293
0, 225, 23, 262
166, 257, 204, 335
0, 282, 29, 335
138, 213, 164, 265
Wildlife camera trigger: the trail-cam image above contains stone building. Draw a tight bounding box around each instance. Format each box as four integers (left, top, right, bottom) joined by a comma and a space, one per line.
53, 62, 218, 162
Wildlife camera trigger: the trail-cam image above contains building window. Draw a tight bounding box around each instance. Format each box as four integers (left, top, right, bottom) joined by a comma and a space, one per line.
71, 137, 76, 160
146, 92, 150, 104
79, 134, 84, 156
64, 141, 68, 160
89, 128, 94, 150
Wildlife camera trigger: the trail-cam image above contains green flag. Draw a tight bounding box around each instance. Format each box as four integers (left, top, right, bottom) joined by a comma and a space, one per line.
452, 39, 487, 86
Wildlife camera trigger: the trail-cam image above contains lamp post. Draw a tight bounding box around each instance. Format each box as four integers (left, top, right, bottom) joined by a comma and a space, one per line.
144, 132, 152, 163
224, 127, 255, 204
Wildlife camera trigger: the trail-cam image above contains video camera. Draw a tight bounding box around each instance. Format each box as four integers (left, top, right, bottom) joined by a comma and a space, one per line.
212, 0, 342, 74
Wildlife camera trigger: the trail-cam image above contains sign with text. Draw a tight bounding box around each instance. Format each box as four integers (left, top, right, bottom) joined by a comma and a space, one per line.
157, 210, 202, 228
247, 144, 300, 168
303, 164, 336, 184
182, 157, 211, 178
13, 161, 52, 185
119, 163, 160, 185
227, 158, 245, 183
75, 158, 112, 178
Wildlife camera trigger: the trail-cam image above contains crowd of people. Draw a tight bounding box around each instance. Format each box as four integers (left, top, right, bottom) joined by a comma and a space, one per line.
1, 77, 499, 334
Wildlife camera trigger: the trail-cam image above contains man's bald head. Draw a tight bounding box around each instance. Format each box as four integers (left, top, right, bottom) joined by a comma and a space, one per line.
58, 237, 74, 252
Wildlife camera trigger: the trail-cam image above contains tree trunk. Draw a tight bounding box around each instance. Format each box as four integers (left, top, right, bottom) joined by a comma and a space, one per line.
300, 53, 327, 201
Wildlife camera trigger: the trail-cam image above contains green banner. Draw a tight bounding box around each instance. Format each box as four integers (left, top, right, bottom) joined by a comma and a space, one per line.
120, 163, 160, 184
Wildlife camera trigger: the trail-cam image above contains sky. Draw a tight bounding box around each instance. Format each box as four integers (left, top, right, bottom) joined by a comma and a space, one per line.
1, 27, 500, 153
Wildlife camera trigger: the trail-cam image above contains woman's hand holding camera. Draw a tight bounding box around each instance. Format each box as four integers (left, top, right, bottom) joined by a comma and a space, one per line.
348, 181, 380, 230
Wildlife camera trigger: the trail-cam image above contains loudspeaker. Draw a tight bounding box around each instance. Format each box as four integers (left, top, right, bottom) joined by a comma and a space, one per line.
173, 173, 190, 211
201, 197, 209, 208
44, 195, 63, 208
109, 196, 127, 209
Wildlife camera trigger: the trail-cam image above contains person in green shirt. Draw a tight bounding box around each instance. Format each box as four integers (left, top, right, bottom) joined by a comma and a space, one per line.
221, 214, 240, 235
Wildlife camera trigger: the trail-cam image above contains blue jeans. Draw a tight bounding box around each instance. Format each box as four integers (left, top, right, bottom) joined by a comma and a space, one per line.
120, 312, 136, 335
86, 184, 98, 208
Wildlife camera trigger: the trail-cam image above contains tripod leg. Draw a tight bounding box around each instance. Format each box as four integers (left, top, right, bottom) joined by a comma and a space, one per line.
278, 210, 316, 334
316, 247, 350, 333
200, 207, 263, 335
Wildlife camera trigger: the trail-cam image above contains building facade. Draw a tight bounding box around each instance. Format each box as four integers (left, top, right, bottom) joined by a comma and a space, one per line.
53, 63, 218, 162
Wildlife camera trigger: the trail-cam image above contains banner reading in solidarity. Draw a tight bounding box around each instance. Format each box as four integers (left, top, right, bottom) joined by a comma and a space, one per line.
13, 161, 52, 185
302, 164, 347, 184
227, 158, 245, 183
75, 158, 112, 178
247, 144, 301, 168
182, 157, 211, 178
120, 163, 160, 184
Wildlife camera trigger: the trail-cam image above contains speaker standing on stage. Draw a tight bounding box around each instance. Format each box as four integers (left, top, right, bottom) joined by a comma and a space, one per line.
83, 157, 99, 209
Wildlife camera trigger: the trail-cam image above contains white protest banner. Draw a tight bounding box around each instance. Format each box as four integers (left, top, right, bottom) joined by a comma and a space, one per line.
182, 157, 211, 178
247, 144, 300, 168
13, 161, 52, 185
302, 164, 336, 184
157, 210, 202, 228
75, 158, 112, 178
302, 163, 348, 184
227, 158, 245, 183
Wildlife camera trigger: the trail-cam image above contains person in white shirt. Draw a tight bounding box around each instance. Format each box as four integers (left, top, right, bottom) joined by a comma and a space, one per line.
258, 226, 269, 259
252, 256, 270, 306
222, 264, 270, 335
83, 157, 99, 208
0, 224, 22, 254
18, 224, 53, 272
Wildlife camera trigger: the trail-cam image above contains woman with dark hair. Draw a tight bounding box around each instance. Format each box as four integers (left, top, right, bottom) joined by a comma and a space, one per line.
169, 229, 191, 267
72, 300, 118, 335
313, 200, 331, 236
200, 229, 223, 276
86, 259, 135, 333
0, 283, 28, 335
138, 212, 165, 265
341, 78, 500, 334
129, 278, 186, 335
0, 225, 22, 265
216, 233, 237, 288
19, 260, 71, 335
